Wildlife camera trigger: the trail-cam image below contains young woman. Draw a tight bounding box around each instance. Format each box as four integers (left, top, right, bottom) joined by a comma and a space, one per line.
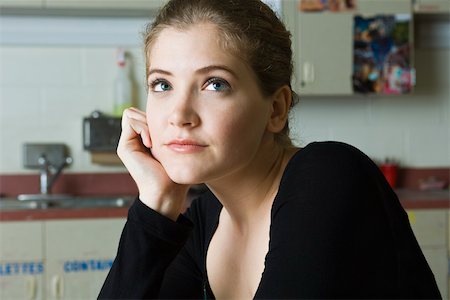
99, 0, 441, 298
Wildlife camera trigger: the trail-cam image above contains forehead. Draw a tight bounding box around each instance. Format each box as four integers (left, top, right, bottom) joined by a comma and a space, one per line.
147, 23, 247, 72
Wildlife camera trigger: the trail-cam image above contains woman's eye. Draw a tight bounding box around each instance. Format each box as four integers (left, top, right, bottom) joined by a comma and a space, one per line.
150, 80, 172, 92
204, 78, 230, 92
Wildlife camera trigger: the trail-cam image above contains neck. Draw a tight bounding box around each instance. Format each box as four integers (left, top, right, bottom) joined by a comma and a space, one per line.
206, 144, 296, 230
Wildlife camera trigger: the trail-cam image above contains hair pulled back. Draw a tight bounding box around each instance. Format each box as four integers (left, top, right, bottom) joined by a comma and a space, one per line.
144, 0, 296, 147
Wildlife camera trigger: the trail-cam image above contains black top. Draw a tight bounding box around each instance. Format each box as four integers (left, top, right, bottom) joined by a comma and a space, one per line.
99, 141, 442, 299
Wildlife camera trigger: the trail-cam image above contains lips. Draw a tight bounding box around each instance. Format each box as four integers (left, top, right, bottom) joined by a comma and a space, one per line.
165, 139, 208, 153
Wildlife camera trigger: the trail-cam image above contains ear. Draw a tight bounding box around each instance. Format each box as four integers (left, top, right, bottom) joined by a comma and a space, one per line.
267, 85, 292, 133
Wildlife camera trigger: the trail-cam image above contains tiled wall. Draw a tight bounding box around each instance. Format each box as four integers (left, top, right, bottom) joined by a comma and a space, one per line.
0, 23, 449, 174
0, 45, 147, 174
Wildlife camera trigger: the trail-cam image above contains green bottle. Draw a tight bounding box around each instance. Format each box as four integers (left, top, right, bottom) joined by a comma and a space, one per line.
113, 48, 132, 117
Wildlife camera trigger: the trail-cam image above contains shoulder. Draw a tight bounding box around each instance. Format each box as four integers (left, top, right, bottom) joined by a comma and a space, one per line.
293, 141, 370, 166
274, 141, 383, 215
283, 141, 375, 184
272, 140, 387, 229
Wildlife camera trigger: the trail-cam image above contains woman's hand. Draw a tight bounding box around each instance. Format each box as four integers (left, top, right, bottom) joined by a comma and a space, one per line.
117, 108, 189, 221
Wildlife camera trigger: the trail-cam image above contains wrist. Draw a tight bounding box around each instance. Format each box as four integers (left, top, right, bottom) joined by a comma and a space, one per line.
138, 187, 188, 221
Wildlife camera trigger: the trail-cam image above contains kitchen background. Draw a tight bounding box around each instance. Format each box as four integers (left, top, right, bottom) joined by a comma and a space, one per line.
0, 0, 449, 299
0, 2, 448, 176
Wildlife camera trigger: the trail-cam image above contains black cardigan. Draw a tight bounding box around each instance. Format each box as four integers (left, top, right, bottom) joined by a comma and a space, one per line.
99, 141, 442, 299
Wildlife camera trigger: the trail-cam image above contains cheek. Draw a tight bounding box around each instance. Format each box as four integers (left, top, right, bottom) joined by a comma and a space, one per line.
146, 109, 163, 145
213, 109, 264, 146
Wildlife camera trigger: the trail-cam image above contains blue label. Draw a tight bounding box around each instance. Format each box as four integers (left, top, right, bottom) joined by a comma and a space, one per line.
0, 259, 113, 276
63, 259, 113, 273
0, 262, 44, 276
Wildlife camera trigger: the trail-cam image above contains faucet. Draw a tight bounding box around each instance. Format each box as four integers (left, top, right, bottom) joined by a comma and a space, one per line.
38, 154, 73, 195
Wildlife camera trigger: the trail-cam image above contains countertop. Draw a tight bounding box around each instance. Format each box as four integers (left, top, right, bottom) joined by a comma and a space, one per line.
396, 189, 450, 209
0, 189, 449, 222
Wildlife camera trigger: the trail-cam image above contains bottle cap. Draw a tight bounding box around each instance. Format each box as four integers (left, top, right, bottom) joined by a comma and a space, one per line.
117, 48, 126, 67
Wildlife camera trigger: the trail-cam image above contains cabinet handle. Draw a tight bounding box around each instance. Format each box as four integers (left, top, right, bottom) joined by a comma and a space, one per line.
26, 276, 37, 300
302, 62, 315, 84
51, 275, 64, 299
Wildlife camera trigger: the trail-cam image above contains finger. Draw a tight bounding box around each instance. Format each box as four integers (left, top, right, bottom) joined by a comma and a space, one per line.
125, 107, 147, 121
125, 109, 152, 148
141, 128, 152, 149
121, 109, 152, 149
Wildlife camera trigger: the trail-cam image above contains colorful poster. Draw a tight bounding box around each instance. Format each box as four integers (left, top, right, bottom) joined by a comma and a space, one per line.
353, 14, 413, 94
299, 0, 357, 12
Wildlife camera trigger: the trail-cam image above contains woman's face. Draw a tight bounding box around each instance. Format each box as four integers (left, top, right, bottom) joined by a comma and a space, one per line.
146, 23, 274, 184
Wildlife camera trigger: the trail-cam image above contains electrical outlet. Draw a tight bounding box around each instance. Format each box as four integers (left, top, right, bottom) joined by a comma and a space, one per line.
23, 143, 69, 169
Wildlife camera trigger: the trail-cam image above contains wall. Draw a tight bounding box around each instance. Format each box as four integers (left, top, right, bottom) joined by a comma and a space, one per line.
0, 15, 148, 174
0, 15, 449, 175
290, 46, 450, 167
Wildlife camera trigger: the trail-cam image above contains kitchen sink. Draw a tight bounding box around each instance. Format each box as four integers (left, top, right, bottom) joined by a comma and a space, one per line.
0, 199, 45, 210
0, 195, 134, 211
17, 194, 74, 201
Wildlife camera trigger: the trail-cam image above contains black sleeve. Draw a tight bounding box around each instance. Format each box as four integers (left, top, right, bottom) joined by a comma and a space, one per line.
98, 198, 195, 299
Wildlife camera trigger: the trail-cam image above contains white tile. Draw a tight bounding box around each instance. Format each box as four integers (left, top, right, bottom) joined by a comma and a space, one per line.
0, 87, 41, 119
128, 47, 147, 84
290, 128, 332, 148
0, 47, 82, 87
406, 126, 450, 167
0, 120, 49, 173
0, 136, 23, 172
41, 86, 114, 116
365, 127, 408, 165
293, 96, 370, 128
81, 48, 117, 86
329, 126, 373, 154
326, 126, 405, 164
289, 111, 332, 147
368, 93, 442, 127
81, 47, 147, 110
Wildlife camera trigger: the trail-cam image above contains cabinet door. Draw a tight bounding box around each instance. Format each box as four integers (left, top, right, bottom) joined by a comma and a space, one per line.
0, 0, 43, 7
0, 221, 44, 300
407, 209, 448, 299
45, 0, 168, 10
407, 209, 447, 247
44, 218, 125, 300
282, 0, 412, 96
413, 0, 450, 13
357, 0, 412, 15
282, 0, 356, 96
297, 11, 354, 95
422, 248, 448, 300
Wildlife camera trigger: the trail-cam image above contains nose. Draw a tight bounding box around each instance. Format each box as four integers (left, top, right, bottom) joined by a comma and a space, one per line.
168, 94, 200, 128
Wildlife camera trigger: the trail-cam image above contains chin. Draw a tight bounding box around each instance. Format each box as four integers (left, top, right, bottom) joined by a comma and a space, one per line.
167, 173, 203, 185
164, 164, 205, 185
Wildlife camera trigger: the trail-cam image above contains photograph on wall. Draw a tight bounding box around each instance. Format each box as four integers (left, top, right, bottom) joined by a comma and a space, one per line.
299, 0, 357, 12
352, 14, 413, 94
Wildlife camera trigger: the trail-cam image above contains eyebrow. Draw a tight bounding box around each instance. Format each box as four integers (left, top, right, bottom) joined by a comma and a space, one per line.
148, 65, 238, 79
148, 69, 172, 77
196, 65, 238, 78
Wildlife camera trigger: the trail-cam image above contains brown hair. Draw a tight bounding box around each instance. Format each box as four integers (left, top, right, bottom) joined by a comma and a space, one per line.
143, 0, 296, 147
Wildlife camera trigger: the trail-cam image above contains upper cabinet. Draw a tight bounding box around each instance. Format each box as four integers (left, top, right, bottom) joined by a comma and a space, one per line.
0, 0, 44, 7
45, 0, 168, 10
282, 0, 413, 96
0, 0, 168, 10
414, 0, 450, 13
